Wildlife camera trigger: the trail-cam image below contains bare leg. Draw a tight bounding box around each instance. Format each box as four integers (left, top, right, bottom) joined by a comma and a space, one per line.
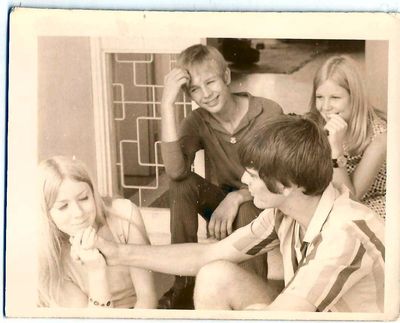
194, 260, 281, 310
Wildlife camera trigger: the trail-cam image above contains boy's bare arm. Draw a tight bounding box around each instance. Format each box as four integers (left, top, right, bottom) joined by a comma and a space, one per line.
94, 232, 253, 276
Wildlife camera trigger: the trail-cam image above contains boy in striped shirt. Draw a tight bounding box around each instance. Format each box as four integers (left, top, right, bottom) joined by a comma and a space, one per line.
93, 113, 385, 312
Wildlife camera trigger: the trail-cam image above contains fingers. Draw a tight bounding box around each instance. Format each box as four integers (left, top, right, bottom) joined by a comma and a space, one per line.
209, 217, 227, 240
323, 114, 348, 153
209, 209, 236, 240
81, 226, 96, 250
70, 233, 80, 261
71, 229, 84, 245
329, 114, 347, 127
208, 217, 216, 239
93, 235, 112, 256
219, 219, 233, 240
165, 68, 190, 88
213, 219, 222, 240
324, 114, 347, 139
226, 219, 233, 236
162, 68, 190, 106
69, 227, 97, 262
92, 237, 118, 266
71, 227, 96, 249
170, 67, 189, 80
68, 227, 109, 269
219, 220, 227, 240
324, 114, 347, 129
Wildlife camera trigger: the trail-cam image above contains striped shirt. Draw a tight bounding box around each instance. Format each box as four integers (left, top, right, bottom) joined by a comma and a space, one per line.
232, 183, 385, 312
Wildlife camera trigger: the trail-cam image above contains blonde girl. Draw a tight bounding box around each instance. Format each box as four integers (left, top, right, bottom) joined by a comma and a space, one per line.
38, 156, 158, 308
310, 55, 386, 218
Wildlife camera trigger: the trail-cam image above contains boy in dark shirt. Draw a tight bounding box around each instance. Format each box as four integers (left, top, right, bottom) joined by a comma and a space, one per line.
160, 44, 282, 308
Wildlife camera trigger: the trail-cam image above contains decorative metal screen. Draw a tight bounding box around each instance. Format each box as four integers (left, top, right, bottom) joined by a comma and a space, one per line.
110, 53, 192, 207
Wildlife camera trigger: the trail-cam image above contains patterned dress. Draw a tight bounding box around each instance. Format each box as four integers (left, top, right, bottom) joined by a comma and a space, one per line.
345, 114, 386, 218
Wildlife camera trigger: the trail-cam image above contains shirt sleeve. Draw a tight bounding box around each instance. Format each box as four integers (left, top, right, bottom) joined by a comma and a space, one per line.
161, 113, 202, 180
260, 97, 284, 118
282, 224, 374, 312
231, 209, 280, 256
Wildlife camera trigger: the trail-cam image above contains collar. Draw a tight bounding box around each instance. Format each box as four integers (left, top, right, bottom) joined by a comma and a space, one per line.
302, 183, 347, 243
198, 92, 263, 134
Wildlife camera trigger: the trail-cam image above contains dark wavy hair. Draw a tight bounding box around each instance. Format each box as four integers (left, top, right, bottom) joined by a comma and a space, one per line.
239, 113, 332, 196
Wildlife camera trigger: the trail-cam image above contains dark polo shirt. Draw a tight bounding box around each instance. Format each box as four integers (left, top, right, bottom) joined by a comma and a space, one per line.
161, 93, 283, 191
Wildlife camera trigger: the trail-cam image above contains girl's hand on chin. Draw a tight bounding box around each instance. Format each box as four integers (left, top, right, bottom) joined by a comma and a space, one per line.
323, 113, 348, 155
70, 226, 97, 249
70, 227, 106, 270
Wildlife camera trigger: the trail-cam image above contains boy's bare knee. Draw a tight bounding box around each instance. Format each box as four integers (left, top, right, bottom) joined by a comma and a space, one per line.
194, 260, 237, 308
196, 260, 233, 285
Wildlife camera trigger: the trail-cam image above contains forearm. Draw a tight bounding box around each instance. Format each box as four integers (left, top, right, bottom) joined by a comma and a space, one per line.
161, 141, 190, 180
130, 267, 158, 309
87, 268, 113, 307
134, 278, 158, 308
332, 168, 356, 198
351, 134, 387, 200
160, 67, 188, 142
112, 243, 213, 276
233, 188, 253, 204
134, 295, 158, 309
330, 146, 356, 198
161, 102, 192, 179
161, 102, 179, 143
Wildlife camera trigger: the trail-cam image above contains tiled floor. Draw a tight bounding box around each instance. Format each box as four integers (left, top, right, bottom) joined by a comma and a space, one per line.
140, 45, 365, 298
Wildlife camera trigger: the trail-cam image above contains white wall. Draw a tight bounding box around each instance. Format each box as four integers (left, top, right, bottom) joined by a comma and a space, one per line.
38, 37, 97, 179
365, 40, 388, 112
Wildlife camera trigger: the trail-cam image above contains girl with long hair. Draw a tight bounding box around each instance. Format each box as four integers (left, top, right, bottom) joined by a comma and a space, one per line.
38, 156, 158, 308
310, 55, 386, 218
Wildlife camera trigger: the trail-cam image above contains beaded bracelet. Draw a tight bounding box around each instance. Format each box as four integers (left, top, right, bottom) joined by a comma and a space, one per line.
89, 297, 111, 307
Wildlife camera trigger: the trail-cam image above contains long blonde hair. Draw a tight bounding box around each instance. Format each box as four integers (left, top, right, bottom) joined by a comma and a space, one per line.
38, 156, 106, 306
309, 55, 385, 155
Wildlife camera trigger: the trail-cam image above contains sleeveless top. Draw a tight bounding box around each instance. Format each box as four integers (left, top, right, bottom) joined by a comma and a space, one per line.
63, 199, 138, 308
345, 115, 386, 218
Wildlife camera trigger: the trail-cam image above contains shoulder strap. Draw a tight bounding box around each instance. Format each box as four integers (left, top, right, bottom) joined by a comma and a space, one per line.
105, 199, 134, 244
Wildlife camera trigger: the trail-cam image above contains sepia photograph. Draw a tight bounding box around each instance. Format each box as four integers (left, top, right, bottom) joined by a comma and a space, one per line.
6, 9, 400, 320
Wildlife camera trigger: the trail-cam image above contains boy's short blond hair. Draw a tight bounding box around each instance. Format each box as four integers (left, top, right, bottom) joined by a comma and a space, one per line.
176, 44, 227, 76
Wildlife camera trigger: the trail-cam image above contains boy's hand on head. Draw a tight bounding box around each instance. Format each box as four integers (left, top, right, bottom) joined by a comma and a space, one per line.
161, 68, 190, 107
208, 193, 240, 240
324, 114, 348, 157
